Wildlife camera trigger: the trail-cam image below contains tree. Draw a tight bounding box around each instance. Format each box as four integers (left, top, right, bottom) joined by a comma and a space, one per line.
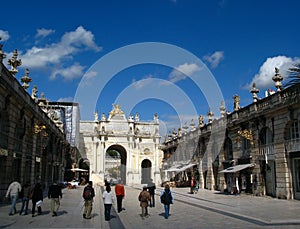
284, 63, 300, 87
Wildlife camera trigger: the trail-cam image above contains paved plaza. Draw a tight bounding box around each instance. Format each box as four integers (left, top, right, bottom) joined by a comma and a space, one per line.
1, 184, 300, 229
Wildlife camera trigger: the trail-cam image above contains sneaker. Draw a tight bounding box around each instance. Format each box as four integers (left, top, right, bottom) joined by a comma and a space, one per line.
83, 214, 86, 218
52, 212, 57, 216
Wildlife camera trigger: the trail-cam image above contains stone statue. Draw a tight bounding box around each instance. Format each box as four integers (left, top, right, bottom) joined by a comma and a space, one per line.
94, 111, 98, 122
31, 85, 38, 100
233, 94, 241, 111
101, 113, 106, 121
135, 112, 140, 122
198, 115, 204, 127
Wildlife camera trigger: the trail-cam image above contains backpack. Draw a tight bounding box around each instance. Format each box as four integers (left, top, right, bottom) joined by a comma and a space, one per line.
161, 190, 172, 204
83, 187, 93, 200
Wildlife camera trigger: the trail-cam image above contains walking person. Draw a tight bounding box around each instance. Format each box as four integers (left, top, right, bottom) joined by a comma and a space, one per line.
19, 181, 31, 215
48, 181, 62, 217
82, 181, 95, 219
147, 179, 156, 207
190, 176, 195, 194
5, 178, 22, 215
160, 184, 174, 219
102, 185, 115, 221
31, 182, 43, 217
115, 180, 125, 213
138, 186, 150, 219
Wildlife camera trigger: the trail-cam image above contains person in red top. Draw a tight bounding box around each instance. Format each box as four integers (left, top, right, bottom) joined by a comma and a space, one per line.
115, 180, 125, 213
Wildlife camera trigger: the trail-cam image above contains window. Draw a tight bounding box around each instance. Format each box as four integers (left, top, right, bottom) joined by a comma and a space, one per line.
291, 120, 300, 140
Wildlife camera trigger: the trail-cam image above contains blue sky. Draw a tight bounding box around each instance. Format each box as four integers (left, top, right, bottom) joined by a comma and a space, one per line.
1, 0, 299, 137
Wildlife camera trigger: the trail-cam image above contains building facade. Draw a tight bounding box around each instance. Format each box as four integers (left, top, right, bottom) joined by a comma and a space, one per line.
79, 104, 163, 185
0, 46, 73, 200
162, 69, 300, 200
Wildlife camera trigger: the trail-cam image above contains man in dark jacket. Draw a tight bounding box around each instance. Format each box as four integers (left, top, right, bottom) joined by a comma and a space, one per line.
147, 179, 156, 207
48, 181, 62, 217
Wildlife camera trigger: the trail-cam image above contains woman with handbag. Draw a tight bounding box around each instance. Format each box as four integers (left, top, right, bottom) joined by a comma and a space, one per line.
31, 182, 43, 217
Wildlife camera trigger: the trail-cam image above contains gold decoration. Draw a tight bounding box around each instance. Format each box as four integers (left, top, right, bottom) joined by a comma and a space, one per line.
33, 124, 48, 137
237, 129, 254, 145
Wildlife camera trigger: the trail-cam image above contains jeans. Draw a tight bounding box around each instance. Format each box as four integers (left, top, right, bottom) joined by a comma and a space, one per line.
20, 197, 30, 215
9, 194, 18, 215
164, 204, 170, 219
104, 204, 112, 220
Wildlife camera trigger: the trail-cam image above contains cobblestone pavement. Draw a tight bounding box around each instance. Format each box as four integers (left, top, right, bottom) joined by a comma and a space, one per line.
1, 184, 300, 229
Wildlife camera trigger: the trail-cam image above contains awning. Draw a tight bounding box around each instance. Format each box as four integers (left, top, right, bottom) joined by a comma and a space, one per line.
165, 163, 197, 172
219, 163, 255, 173
67, 168, 88, 172
164, 164, 182, 172
176, 163, 197, 172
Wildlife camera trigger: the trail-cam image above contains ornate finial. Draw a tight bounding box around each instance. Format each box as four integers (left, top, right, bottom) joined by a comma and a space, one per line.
233, 94, 241, 111
219, 101, 226, 117
0, 37, 6, 63
272, 67, 283, 91
250, 83, 259, 102
20, 68, 32, 90
7, 49, 22, 75
207, 107, 214, 123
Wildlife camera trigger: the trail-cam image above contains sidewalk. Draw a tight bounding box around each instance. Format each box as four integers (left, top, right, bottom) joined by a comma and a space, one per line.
1, 184, 300, 228
0, 185, 106, 229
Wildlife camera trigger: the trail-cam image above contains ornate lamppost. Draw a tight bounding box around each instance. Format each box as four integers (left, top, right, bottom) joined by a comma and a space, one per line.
33, 124, 49, 185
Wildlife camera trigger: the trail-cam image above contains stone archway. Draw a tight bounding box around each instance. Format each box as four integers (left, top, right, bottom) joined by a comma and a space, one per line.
106, 144, 127, 184
141, 159, 152, 184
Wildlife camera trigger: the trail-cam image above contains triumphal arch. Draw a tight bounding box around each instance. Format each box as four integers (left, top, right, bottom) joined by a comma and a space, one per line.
79, 104, 163, 185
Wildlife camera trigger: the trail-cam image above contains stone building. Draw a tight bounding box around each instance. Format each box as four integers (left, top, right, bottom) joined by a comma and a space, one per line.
0, 44, 72, 199
161, 69, 300, 200
79, 104, 163, 185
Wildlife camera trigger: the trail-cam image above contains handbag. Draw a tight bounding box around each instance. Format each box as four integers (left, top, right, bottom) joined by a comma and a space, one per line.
36, 200, 42, 207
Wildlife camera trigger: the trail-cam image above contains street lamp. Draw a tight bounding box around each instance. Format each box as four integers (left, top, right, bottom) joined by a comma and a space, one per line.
33, 124, 49, 185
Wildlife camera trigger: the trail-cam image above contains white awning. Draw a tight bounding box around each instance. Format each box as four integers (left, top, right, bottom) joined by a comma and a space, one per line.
67, 168, 88, 172
219, 163, 255, 173
164, 164, 182, 172
165, 163, 196, 172
176, 163, 197, 172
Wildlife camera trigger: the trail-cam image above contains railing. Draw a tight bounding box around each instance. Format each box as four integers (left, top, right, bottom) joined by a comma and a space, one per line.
285, 138, 300, 152
259, 143, 275, 156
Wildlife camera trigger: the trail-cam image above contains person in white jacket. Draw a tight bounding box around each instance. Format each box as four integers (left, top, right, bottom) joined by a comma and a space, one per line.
102, 185, 115, 221
6, 178, 22, 215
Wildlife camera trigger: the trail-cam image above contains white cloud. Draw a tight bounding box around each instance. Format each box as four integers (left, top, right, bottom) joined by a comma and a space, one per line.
50, 63, 85, 81
0, 30, 10, 41
57, 97, 74, 102
248, 56, 296, 90
203, 51, 224, 68
132, 75, 154, 89
16, 26, 101, 80
36, 28, 55, 38
169, 63, 202, 83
